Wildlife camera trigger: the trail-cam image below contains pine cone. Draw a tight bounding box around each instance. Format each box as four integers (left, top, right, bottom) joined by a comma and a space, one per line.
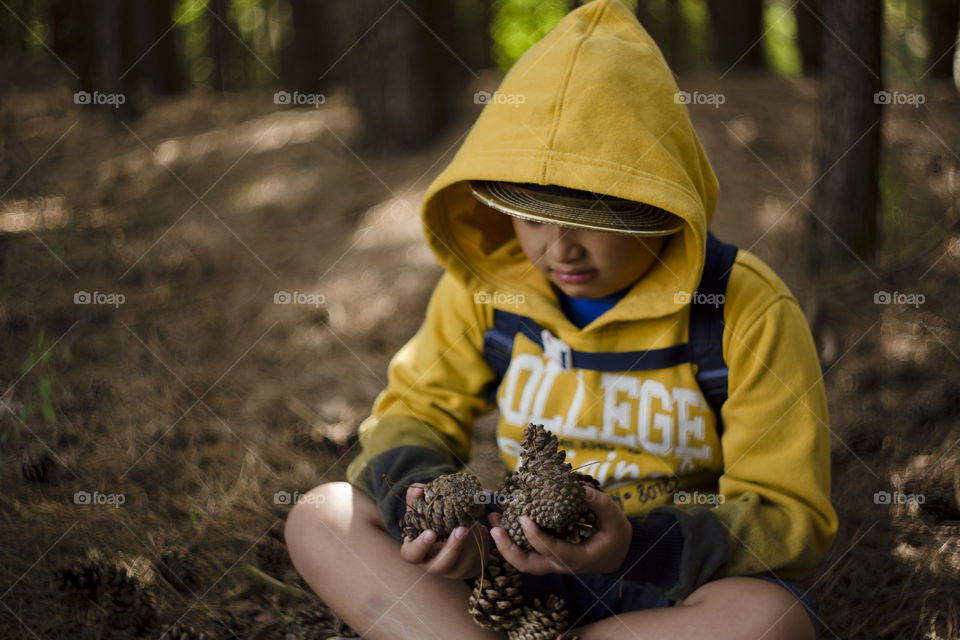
159, 621, 210, 639
508, 595, 577, 640
469, 550, 524, 632
498, 424, 598, 550
157, 545, 198, 592
55, 557, 107, 598
102, 565, 156, 635
21, 452, 54, 483
401, 472, 484, 540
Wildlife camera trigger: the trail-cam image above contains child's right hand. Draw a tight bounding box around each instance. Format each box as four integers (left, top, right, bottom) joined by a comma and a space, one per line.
399, 483, 490, 580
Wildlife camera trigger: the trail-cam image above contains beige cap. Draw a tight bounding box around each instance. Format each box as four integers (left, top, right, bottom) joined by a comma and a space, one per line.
470, 180, 684, 236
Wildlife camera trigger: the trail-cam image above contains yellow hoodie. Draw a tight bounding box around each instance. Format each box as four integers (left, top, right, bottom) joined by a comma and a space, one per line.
347, 0, 837, 601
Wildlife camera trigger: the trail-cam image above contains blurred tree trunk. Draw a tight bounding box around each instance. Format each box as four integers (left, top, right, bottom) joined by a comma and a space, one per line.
93, 0, 135, 119
348, 0, 468, 152
209, 0, 233, 91
810, 1, 883, 275
796, 0, 822, 75
455, 0, 493, 71
52, 0, 95, 89
281, 0, 333, 93
925, 0, 960, 77
706, 0, 765, 70
636, 0, 691, 70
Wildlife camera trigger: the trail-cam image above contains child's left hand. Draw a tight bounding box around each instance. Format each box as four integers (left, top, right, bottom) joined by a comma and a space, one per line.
488, 486, 632, 575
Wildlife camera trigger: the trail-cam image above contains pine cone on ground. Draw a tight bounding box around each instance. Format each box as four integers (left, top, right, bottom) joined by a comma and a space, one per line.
469, 550, 524, 632
282, 609, 332, 640
401, 472, 484, 540
22, 452, 55, 483
102, 565, 157, 636
508, 595, 578, 640
159, 621, 210, 639
55, 557, 107, 599
157, 545, 198, 592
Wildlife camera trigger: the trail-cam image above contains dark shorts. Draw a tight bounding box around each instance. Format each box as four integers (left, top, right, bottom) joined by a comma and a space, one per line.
518, 572, 820, 639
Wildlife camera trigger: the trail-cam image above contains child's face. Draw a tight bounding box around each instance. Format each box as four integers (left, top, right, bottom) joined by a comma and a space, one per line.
511, 217, 667, 299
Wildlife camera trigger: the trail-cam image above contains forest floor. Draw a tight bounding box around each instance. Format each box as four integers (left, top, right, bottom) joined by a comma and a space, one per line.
1, 61, 960, 639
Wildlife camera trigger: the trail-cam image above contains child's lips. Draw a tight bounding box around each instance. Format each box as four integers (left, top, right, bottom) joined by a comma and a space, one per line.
553, 268, 597, 284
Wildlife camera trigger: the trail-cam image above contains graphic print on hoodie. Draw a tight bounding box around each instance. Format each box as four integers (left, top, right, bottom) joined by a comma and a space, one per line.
347, 0, 837, 601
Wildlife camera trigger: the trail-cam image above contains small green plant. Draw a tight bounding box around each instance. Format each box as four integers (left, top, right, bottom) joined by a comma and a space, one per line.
19, 329, 57, 425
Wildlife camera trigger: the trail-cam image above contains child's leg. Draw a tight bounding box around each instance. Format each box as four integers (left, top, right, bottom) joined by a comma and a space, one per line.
284, 482, 503, 640
575, 576, 817, 640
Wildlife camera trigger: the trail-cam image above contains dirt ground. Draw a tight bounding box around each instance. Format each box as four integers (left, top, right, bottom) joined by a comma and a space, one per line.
1, 60, 959, 639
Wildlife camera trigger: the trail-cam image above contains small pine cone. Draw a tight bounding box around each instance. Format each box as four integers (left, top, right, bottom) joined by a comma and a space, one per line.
469, 551, 524, 632
22, 453, 54, 483
157, 545, 198, 592
159, 621, 210, 639
401, 472, 484, 540
102, 566, 157, 635
55, 558, 106, 598
519, 424, 567, 475
508, 595, 575, 640
282, 609, 331, 640
254, 537, 290, 577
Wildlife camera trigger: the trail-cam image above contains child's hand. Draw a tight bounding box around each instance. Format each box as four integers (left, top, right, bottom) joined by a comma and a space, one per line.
488, 486, 631, 575
399, 483, 490, 579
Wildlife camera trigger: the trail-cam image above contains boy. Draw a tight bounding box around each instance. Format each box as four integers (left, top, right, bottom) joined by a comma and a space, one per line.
285, 1, 837, 638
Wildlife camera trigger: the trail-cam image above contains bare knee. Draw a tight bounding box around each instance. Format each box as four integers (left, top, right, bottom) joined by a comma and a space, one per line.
679, 577, 816, 640
284, 482, 382, 554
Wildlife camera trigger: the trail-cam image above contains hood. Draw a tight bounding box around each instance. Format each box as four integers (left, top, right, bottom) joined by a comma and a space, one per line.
421, 0, 719, 329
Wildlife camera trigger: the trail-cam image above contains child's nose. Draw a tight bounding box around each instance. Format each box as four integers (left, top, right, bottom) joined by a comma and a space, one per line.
546, 226, 585, 262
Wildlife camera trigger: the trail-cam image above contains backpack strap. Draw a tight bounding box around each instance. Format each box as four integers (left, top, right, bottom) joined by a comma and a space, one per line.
482, 233, 738, 432
689, 233, 739, 436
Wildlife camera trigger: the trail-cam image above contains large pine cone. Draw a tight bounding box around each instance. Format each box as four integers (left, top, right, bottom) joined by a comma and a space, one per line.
401, 472, 484, 540
469, 550, 524, 632
499, 424, 598, 550
508, 594, 577, 640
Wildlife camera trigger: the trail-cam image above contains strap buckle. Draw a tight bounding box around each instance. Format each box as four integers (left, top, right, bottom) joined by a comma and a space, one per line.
541, 329, 573, 371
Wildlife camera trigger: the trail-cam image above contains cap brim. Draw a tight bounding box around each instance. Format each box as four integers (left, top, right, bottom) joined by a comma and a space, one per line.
470, 180, 685, 236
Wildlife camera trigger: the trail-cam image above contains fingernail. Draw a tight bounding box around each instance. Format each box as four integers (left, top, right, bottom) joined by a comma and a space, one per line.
422, 530, 436, 543
585, 487, 596, 500
454, 527, 467, 539
520, 515, 531, 529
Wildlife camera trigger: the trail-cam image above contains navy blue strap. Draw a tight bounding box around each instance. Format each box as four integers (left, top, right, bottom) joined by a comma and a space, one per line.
690, 233, 739, 434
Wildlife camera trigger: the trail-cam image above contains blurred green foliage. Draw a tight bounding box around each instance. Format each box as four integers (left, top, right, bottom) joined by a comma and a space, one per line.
763, 0, 803, 78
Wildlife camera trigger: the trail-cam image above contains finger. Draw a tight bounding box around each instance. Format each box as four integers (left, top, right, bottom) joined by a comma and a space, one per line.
404, 484, 426, 513
489, 524, 555, 574
440, 524, 488, 579
520, 516, 578, 569
487, 512, 502, 529
425, 526, 470, 574
399, 529, 437, 564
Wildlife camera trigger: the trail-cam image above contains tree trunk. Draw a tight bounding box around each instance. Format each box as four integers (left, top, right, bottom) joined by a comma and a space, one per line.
348, 0, 463, 151
796, 0, 821, 75
811, 1, 883, 275
706, 0, 765, 70
150, 0, 182, 93
93, 0, 135, 119
925, 0, 960, 78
